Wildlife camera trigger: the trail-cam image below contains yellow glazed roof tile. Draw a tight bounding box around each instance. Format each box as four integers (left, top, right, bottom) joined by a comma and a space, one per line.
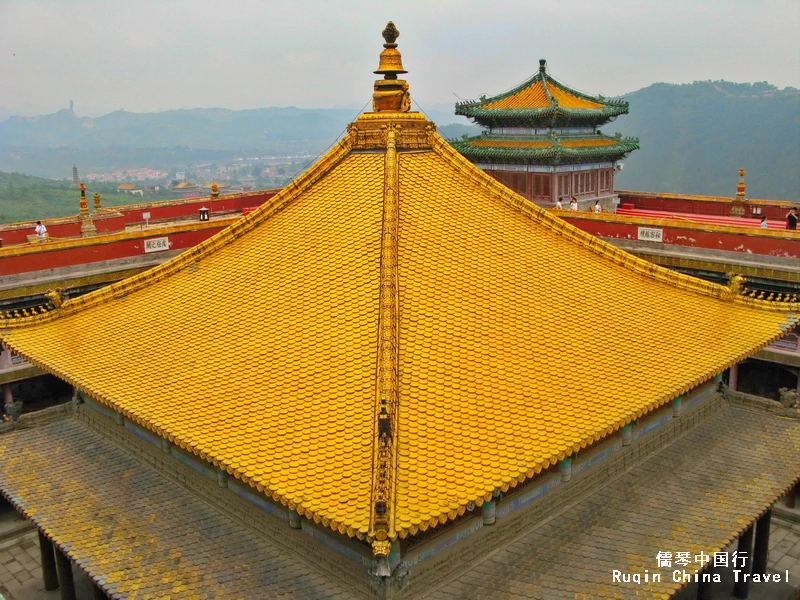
470, 139, 552, 148
561, 138, 617, 147
3, 149, 384, 538
1, 25, 798, 546
481, 78, 604, 111
548, 82, 604, 109
484, 80, 550, 109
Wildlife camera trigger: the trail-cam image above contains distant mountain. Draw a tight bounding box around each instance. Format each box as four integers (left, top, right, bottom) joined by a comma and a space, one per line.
2, 82, 798, 201
0, 107, 356, 151
612, 81, 800, 201
0, 105, 468, 177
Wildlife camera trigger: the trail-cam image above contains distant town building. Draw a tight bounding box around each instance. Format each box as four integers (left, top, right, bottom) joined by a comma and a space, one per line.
171, 180, 200, 198
175, 170, 186, 181
116, 183, 144, 196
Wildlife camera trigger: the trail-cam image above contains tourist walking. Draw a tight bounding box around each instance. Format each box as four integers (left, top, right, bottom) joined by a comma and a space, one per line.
760, 216, 768, 228
594, 201, 602, 214
569, 198, 578, 211
555, 198, 563, 209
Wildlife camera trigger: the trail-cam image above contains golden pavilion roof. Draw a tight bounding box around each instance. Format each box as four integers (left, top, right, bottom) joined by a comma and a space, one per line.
455, 59, 630, 127
1, 25, 798, 557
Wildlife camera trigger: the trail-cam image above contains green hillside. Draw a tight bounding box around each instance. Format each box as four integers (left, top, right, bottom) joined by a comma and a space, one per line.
0, 173, 170, 224
612, 81, 800, 201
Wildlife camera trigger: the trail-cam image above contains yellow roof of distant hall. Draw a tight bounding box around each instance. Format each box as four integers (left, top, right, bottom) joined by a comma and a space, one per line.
1, 23, 797, 554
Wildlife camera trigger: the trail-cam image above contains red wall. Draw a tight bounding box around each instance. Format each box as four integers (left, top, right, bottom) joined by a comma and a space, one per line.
0, 190, 277, 247
561, 216, 800, 259
0, 226, 228, 276
93, 215, 128, 233
0, 221, 83, 246
112, 191, 276, 226
618, 192, 793, 220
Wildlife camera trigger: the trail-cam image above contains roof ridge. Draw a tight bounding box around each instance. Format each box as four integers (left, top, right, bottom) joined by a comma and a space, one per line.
369, 123, 401, 564
540, 73, 555, 108
0, 137, 355, 330
429, 133, 800, 313
544, 73, 627, 107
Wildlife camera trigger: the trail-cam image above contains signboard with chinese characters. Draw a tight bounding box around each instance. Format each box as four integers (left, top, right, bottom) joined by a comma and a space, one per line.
637, 227, 663, 243
144, 237, 170, 253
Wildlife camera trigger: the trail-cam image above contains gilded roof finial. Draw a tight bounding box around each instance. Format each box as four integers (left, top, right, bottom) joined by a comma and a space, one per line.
735, 167, 747, 200
382, 21, 399, 47
78, 181, 97, 236
79, 182, 88, 215
93, 191, 102, 210
372, 21, 410, 112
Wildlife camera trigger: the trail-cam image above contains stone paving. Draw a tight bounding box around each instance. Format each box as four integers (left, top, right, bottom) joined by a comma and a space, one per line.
0, 529, 94, 600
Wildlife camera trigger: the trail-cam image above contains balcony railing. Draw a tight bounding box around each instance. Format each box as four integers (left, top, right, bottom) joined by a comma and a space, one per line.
769, 333, 799, 353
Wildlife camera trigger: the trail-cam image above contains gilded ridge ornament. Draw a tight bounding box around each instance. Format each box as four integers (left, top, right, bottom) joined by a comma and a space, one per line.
369, 123, 401, 562
45, 288, 65, 309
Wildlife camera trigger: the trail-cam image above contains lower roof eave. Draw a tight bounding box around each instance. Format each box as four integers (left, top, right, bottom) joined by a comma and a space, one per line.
419, 399, 800, 599
0, 415, 366, 600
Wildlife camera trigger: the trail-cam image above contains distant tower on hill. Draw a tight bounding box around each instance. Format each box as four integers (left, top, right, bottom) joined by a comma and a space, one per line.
72, 165, 79, 187
69, 100, 74, 113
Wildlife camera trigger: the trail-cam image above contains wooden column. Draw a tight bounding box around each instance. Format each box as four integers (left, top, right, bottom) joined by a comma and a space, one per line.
752, 509, 771, 576
728, 364, 739, 392
786, 483, 796, 509
37, 530, 59, 591
696, 566, 713, 600
54, 547, 76, 600
733, 523, 754, 598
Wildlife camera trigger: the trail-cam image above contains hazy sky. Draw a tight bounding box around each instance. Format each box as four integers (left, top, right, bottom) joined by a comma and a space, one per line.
1, 0, 799, 117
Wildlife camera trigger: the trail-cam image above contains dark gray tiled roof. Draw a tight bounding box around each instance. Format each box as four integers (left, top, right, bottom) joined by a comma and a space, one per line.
0, 418, 361, 600
422, 406, 800, 600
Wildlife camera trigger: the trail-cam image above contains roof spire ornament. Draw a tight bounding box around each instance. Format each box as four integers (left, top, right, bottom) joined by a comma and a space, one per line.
79, 182, 88, 216
736, 168, 747, 201
78, 182, 97, 237
372, 21, 410, 112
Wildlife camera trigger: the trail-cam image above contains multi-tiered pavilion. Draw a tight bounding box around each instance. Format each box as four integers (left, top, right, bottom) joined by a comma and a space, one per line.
0, 23, 798, 600
452, 59, 639, 210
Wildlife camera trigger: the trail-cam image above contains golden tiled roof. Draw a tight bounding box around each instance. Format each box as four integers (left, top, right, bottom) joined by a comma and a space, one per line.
484, 80, 550, 109
470, 139, 551, 148
548, 81, 604, 109
483, 78, 604, 110
560, 138, 616, 147
1, 24, 798, 555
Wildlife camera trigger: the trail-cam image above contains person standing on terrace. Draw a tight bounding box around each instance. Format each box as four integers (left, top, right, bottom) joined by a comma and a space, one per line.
786, 207, 798, 231
34, 221, 47, 239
